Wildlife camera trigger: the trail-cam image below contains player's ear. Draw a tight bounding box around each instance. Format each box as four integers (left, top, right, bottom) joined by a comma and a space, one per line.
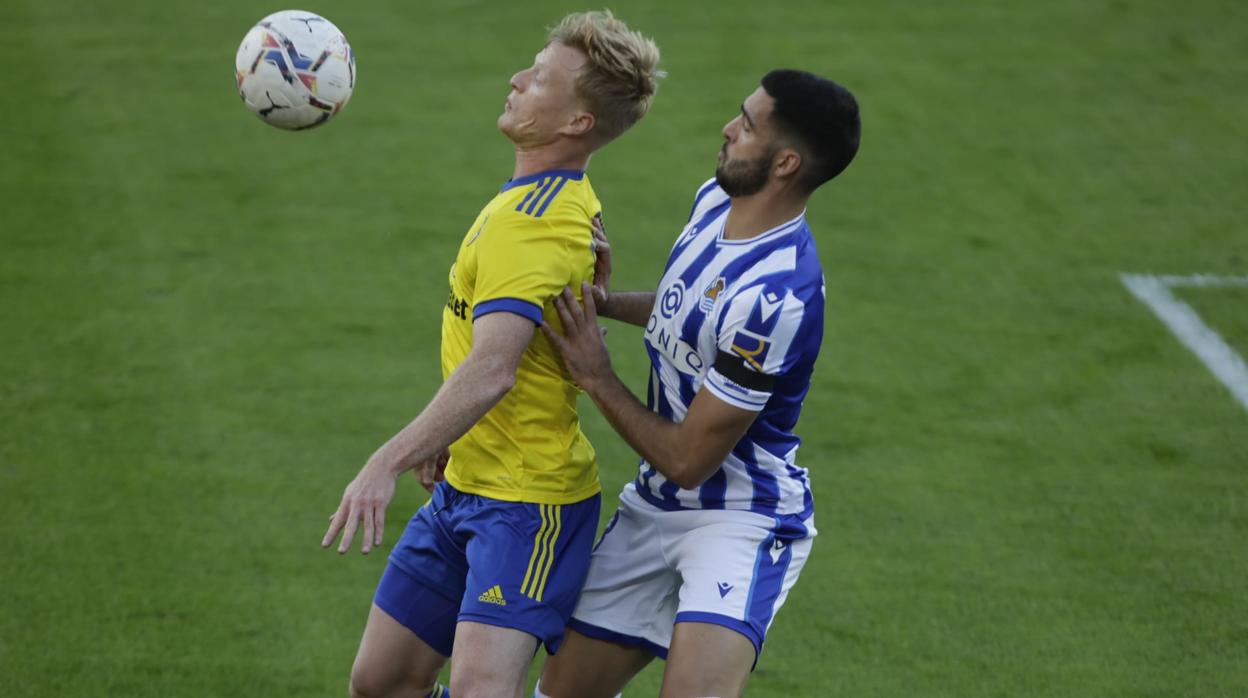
562, 110, 595, 138
774, 147, 802, 180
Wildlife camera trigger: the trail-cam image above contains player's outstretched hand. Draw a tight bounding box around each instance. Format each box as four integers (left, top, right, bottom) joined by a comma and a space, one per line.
543, 283, 613, 391
322, 464, 397, 555
414, 449, 450, 493
589, 215, 612, 314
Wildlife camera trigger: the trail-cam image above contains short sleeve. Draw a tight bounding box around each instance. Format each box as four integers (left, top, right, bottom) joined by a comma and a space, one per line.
702, 282, 810, 411
472, 214, 574, 325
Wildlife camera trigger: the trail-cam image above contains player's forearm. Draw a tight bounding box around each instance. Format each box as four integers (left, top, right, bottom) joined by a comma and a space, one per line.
601, 291, 654, 327
370, 356, 514, 476
580, 373, 716, 490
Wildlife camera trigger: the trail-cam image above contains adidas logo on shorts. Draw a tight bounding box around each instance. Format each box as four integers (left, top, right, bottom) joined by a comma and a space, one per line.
478, 584, 507, 606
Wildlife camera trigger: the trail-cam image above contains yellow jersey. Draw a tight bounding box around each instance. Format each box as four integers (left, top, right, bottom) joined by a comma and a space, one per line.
441, 169, 601, 504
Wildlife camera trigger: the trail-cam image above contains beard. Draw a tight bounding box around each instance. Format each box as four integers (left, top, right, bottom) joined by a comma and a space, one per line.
715, 145, 775, 197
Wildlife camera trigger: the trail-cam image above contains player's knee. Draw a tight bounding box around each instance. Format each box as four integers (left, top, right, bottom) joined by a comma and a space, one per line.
348, 664, 395, 698
450, 667, 514, 698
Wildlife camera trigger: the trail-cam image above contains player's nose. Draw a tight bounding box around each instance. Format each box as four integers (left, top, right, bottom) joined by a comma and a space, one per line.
510, 69, 529, 91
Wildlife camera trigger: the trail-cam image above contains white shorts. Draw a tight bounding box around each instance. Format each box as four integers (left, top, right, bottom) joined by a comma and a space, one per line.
568, 484, 815, 660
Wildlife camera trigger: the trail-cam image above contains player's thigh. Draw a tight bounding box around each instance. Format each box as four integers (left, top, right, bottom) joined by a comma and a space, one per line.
539, 627, 655, 698
660, 621, 755, 698
448, 620, 538, 698
350, 602, 448, 698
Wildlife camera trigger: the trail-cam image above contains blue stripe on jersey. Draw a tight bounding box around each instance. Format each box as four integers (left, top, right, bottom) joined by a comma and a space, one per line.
639, 345, 678, 503
533, 177, 568, 217
524, 177, 558, 215
786, 462, 815, 519
514, 178, 546, 212
732, 439, 779, 517
665, 199, 731, 274
657, 477, 682, 506
632, 480, 683, 512
687, 178, 720, 222
698, 468, 727, 509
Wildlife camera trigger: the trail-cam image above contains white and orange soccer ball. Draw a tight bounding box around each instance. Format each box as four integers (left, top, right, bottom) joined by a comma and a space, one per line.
235, 10, 355, 130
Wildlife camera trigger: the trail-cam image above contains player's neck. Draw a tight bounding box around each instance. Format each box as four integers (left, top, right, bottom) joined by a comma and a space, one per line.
723, 189, 807, 241
511, 143, 592, 180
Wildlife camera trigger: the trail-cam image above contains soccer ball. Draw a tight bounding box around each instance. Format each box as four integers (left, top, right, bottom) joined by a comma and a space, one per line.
235, 10, 355, 130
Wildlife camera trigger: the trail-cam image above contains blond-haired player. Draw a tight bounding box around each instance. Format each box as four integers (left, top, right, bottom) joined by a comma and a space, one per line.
320, 12, 661, 698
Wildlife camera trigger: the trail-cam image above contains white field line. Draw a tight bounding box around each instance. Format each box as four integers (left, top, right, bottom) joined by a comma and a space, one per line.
1157, 274, 1248, 288
1120, 273, 1248, 413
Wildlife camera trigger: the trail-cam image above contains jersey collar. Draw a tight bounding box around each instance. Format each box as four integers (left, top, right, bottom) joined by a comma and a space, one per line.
716, 208, 809, 246
500, 168, 586, 192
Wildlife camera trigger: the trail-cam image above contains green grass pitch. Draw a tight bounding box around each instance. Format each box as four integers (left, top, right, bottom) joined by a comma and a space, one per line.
2, 0, 1246, 695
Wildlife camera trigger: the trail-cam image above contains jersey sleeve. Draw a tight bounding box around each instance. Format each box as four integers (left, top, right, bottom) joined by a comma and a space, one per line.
472, 209, 581, 325
702, 282, 812, 411
687, 178, 721, 223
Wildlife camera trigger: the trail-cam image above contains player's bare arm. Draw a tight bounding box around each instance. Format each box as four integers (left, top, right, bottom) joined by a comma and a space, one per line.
587, 216, 654, 327
322, 311, 535, 555
543, 283, 756, 488
595, 291, 655, 327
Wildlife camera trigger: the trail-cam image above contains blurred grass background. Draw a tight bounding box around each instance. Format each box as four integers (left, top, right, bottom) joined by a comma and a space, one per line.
2, 0, 1246, 695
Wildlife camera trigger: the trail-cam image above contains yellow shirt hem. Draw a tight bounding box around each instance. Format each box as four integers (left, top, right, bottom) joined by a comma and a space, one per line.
443, 471, 602, 506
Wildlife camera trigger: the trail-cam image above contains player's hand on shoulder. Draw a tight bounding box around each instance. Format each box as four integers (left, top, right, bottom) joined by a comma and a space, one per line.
543, 283, 613, 391
322, 461, 398, 555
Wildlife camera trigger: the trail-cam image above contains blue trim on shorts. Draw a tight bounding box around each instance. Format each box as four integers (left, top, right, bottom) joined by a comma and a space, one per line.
567, 617, 669, 660
745, 534, 793, 647
674, 611, 762, 668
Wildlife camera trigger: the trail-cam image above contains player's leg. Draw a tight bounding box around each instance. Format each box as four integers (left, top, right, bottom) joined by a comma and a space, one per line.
351, 483, 466, 698
450, 494, 602, 697
447, 621, 537, 698
536, 627, 653, 698
659, 621, 755, 698
660, 513, 816, 698
349, 600, 450, 698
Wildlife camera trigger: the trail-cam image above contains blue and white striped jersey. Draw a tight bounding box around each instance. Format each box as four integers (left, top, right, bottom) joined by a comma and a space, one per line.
632, 178, 824, 522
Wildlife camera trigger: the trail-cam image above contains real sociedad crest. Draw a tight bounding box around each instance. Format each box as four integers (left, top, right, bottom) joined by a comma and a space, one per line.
700, 276, 726, 312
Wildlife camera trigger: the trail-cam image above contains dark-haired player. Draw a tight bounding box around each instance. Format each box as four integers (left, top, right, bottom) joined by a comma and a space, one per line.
534, 70, 861, 698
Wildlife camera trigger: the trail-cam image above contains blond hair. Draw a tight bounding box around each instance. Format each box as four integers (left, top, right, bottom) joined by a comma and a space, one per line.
548, 10, 663, 145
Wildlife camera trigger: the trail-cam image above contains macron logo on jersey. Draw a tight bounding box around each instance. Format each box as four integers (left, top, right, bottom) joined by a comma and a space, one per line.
759, 290, 783, 322
769, 539, 788, 564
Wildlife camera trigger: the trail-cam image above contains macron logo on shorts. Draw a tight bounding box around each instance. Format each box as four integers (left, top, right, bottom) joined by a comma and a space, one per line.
478, 585, 507, 606
717, 581, 734, 598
